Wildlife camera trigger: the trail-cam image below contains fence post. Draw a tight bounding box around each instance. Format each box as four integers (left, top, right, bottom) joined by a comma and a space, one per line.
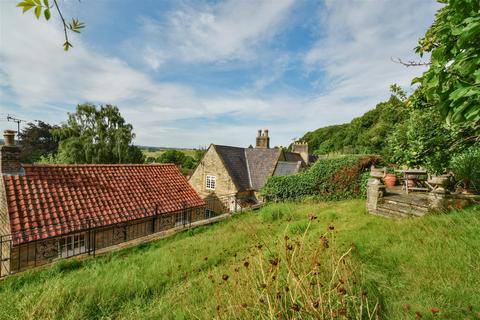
88, 219, 92, 255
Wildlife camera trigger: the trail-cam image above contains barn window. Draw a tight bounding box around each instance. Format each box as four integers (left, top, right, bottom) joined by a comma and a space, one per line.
175, 212, 190, 226
205, 208, 215, 219
58, 233, 86, 258
206, 175, 216, 190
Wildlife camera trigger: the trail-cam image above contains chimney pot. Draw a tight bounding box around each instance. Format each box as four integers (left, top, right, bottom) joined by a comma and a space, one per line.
255, 129, 270, 148
3, 130, 16, 146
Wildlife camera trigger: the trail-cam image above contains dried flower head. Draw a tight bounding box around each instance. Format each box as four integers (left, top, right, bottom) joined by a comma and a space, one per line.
320, 236, 329, 248
222, 274, 229, 281
291, 303, 300, 312
269, 258, 279, 266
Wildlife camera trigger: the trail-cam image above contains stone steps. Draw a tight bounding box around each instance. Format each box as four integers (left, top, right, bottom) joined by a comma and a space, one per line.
376, 197, 430, 218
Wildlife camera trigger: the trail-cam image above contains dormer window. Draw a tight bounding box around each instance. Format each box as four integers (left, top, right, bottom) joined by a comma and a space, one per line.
206, 175, 216, 190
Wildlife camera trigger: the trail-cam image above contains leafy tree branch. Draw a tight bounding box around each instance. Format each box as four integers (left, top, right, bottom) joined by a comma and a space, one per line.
17, 0, 84, 51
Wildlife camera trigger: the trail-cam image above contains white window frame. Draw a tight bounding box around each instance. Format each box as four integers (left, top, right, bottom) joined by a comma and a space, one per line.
175, 212, 190, 226
58, 233, 86, 258
206, 175, 216, 190
205, 208, 215, 219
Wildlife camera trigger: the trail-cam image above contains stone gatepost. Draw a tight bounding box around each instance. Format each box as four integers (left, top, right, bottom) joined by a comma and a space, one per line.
366, 169, 386, 214
428, 188, 447, 213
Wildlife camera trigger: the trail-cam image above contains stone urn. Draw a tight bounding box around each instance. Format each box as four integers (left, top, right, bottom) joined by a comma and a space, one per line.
384, 173, 397, 187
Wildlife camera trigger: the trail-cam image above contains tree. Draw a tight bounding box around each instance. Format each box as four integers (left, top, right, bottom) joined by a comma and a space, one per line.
412, 0, 480, 127
16, 0, 84, 51
157, 150, 188, 167
18, 120, 59, 163
50, 104, 144, 164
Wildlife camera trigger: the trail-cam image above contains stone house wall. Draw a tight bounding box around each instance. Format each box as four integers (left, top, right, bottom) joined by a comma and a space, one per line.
189, 146, 239, 213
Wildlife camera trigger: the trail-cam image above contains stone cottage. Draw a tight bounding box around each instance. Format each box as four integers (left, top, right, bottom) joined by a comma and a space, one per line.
0, 130, 205, 277
189, 130, 317, 214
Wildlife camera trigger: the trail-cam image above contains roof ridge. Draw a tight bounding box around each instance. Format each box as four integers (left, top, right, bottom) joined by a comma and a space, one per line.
244, 149, 253, 189
22, 163, 175, 168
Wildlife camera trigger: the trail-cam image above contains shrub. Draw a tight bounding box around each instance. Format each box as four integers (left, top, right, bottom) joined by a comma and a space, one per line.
261, 155, 380, 201
450, 145, 480, 193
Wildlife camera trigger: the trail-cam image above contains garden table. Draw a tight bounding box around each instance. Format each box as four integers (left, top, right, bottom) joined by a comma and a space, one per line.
401, 169, 429, 194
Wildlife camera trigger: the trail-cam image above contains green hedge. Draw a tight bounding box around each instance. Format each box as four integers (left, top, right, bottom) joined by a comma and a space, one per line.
261, 155, 380, 201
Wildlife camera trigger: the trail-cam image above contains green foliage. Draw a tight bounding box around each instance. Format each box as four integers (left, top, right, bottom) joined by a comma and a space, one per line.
450, 144, 480, 192
261, 155, 379, 201
288, 220, 309, 234
259, 204, 296, 222
47, 104, 145, 164
18, 120, 59, 163
157, 149, 188, 167
146, 148, 206, 175
387, 107, 453, 174
359, 171, 371, 199
412, 0, 480, 126
0, 200, 479, 319
302, 92, 408, 157
17, 0, 84, 51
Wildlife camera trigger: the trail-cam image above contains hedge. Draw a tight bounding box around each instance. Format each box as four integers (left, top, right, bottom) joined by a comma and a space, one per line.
261, 155, 380, 201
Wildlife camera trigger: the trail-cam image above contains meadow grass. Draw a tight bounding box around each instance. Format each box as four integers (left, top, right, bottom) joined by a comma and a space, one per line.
0, 200, 479, 319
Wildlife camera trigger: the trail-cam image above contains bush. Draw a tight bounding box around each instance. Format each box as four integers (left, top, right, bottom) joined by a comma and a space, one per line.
450, 145, 480, 193
261, 155, 380, 201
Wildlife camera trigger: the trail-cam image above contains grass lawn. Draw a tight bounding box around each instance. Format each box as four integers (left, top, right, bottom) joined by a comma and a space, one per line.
0, 200, 479, 319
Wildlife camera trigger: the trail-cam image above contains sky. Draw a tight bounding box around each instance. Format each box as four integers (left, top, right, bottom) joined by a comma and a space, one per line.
0, 0, 440, 148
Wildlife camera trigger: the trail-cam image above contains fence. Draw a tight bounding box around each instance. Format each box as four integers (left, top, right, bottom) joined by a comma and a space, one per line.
0, 204, 213, 278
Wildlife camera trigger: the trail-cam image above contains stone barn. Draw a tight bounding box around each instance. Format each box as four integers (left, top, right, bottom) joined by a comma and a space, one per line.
0, 130, 205, 277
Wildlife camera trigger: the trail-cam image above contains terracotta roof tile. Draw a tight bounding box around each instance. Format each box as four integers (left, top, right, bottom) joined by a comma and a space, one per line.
4, 164, 205, 246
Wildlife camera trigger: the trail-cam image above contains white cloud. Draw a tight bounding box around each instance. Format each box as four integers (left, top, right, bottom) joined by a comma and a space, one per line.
302, 0, 440, 118
0, 0, 441, 149
136, 0, 294, 68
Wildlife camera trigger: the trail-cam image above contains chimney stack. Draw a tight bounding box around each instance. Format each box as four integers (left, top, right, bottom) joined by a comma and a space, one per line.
255, 129, 270, 149
292, 141, 309, 165
1, 130, 22, 175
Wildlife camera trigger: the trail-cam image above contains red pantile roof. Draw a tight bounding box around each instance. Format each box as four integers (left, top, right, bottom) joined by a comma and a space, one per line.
3, 164, 205, 245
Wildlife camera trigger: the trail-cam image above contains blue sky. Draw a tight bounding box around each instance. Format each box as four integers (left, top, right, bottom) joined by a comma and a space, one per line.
0, 0, 440, 148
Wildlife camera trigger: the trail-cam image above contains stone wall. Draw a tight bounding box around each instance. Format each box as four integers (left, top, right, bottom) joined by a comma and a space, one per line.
0, 175, 11, 276
189, 146, 238, 213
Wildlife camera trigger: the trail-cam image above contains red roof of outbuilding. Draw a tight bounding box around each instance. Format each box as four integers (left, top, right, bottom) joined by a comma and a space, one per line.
3, 164, 205, 245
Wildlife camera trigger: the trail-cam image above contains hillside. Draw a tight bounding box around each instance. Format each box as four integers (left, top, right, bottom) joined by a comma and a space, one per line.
300, 95, 407, 157
0, 200, 479, 319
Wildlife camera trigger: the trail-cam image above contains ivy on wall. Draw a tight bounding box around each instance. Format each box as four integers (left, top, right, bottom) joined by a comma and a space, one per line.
261, 155, 380, 201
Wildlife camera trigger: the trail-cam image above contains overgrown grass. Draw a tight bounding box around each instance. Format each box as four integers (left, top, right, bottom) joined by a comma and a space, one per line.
0, 201, 479, 319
